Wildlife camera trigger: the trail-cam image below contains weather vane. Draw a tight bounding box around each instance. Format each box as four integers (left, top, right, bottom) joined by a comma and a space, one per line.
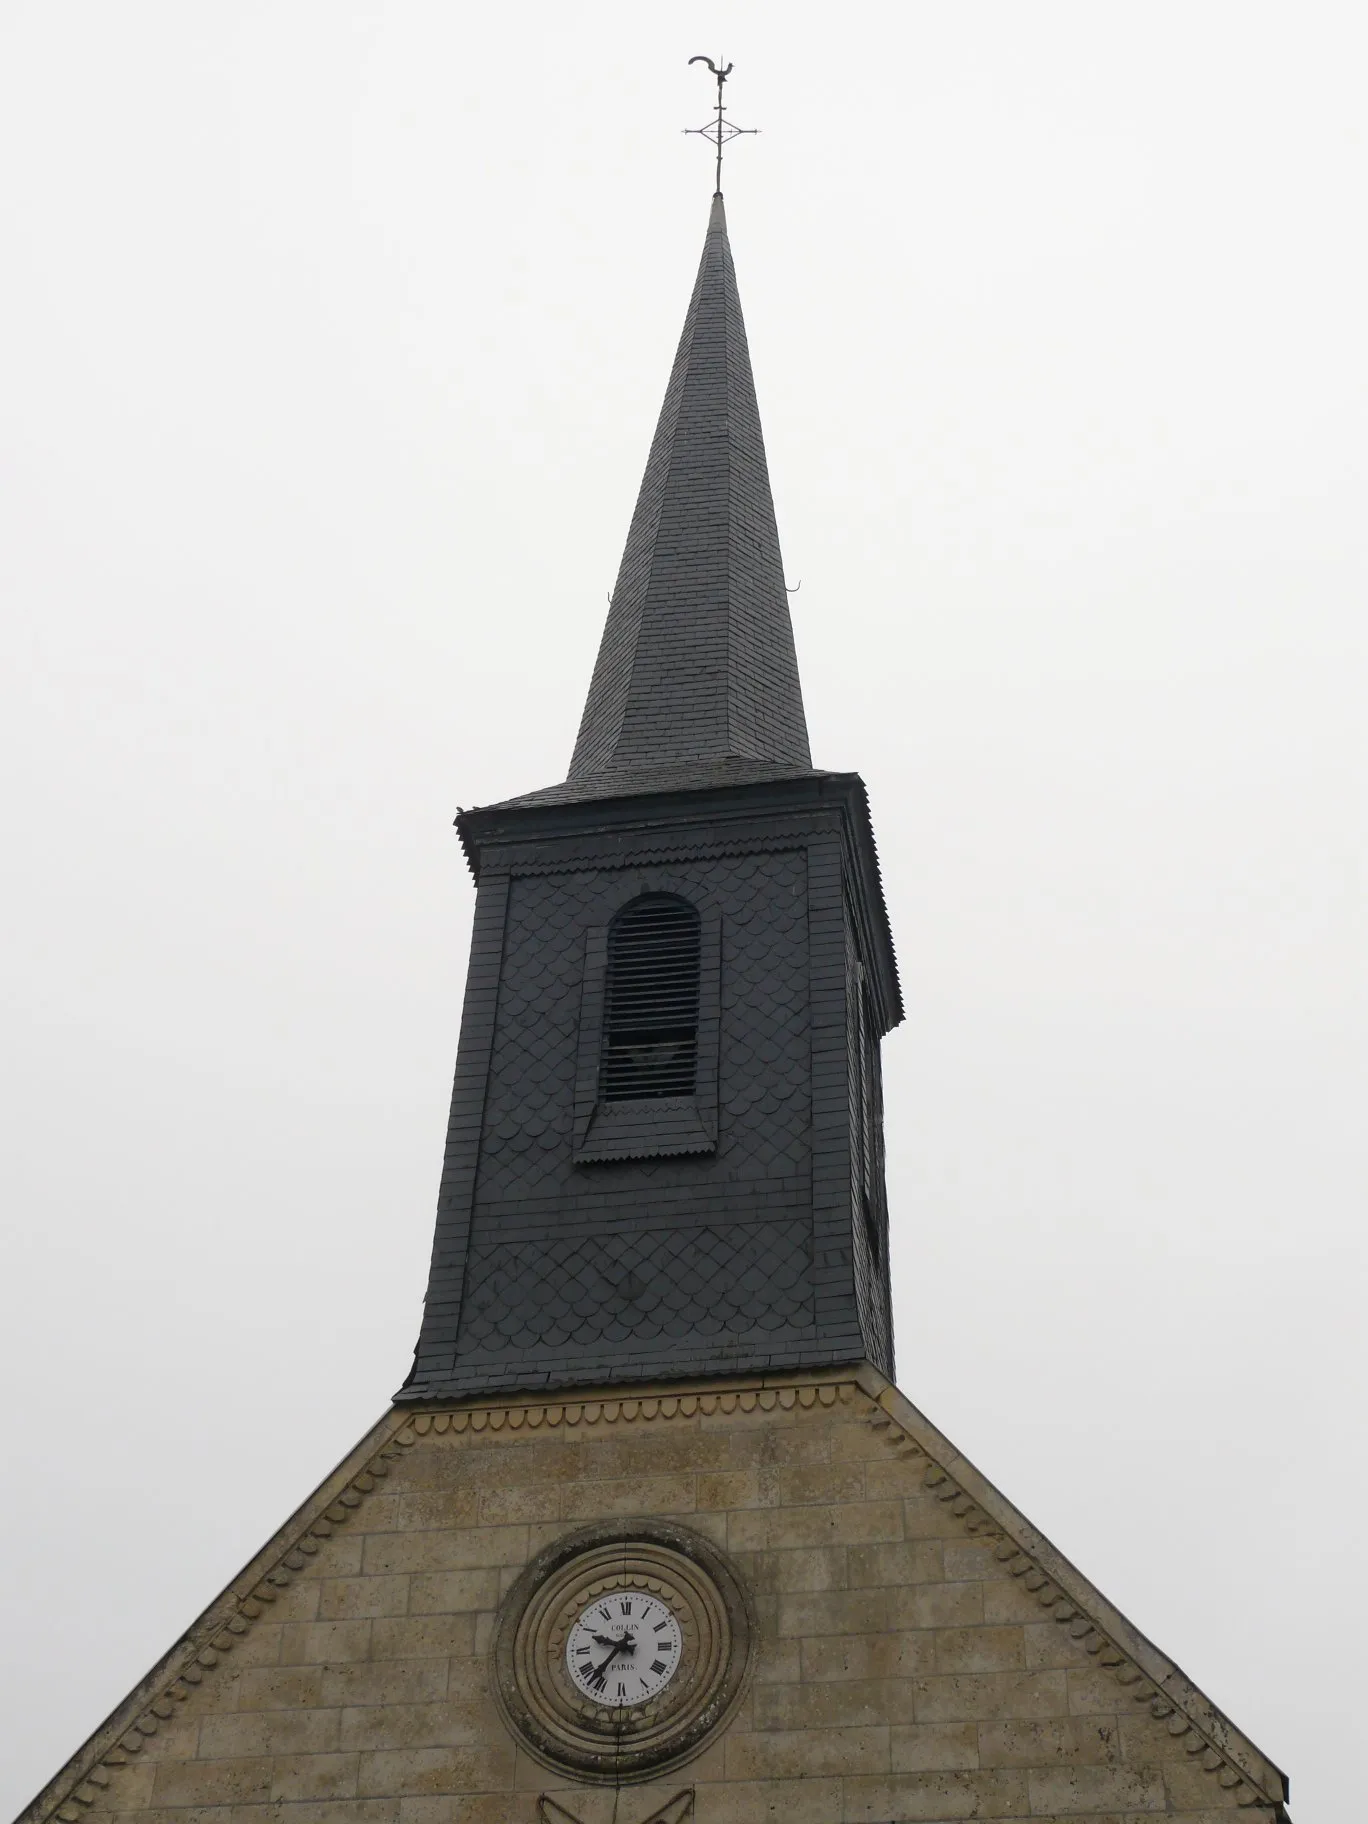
684, 56, 757, 195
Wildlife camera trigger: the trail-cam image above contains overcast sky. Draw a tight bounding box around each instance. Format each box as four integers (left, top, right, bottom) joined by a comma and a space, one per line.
1, 4, 1364, 1818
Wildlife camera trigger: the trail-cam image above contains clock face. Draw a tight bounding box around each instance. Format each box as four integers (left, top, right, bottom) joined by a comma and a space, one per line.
494, 1520, 754, 1782
565, 1588, 682, 1706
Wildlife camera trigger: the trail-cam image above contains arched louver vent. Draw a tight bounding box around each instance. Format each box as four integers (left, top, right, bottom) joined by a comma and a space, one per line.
600, 895, 701, 1101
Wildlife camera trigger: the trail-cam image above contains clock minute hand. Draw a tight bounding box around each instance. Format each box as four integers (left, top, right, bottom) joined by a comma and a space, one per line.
589, 1632, 636, 1685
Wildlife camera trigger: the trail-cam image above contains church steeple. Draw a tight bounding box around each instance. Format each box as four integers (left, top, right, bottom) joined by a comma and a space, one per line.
402, 196, 901, 1403
568, 194, 811, 789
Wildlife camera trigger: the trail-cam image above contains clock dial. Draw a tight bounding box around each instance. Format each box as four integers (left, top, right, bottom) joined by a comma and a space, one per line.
565, 1589, 682, 1707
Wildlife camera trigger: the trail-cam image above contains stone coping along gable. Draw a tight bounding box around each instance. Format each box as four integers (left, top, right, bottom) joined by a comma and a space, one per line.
20, 1367, 1289, 1824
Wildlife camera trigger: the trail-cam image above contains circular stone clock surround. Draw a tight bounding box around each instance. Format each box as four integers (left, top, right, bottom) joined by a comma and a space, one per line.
492, 1517, 755, 1783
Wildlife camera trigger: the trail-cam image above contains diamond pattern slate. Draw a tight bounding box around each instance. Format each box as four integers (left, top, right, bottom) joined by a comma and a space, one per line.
456, 1220, 812, 1357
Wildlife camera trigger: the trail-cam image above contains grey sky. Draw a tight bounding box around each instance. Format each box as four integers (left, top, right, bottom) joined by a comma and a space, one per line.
2, 5, 1364, 1817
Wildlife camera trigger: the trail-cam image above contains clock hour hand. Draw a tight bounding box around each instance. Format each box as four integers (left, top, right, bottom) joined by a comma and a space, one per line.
588, 1632, 636, 1686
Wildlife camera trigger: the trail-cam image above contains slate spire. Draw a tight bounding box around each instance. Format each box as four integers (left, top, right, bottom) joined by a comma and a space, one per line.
567, 194, 812, 791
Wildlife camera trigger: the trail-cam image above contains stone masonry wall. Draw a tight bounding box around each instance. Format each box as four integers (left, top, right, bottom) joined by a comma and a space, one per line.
31, 1372, 1285, 1824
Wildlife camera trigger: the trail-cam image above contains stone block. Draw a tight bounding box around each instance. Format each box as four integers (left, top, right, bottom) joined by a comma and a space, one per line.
301, 1535, 365, 1578
321, 1660, 450, 1708
747, 1423, 836, 1469
395, 1491, 483, 1531
912, 1671, 1069, 1721
370, 1614, 478, 1661
357, 1746, 516, 1798
351, 1494, 404, 1534
458, 1442, 584, 1487
444, 1656, 493, 1703
757, 1464, 866, 1508
197, 1707, 341, 1759
730, 1501, 902, 1552
526, 1522, 570, 1558
582, 1428, 729, 1478
268, 1579, 324, 1622
244, 1803, 398, 1824
1026, 1763, 1166, 1812
361, 1525, 529, 1575
842, 1770, 1030, 1820
751, 1635, 801, 1684
1065, 1667, 1127, 1715
941, 1540, 1003, 1582
754, 1679, 918, 1730
477, 1485, 560, 1525
397, 1797, 527, 1824
828, 1420, 897, 1463
150, 1758, 273, 1806
340, 1700, 490, 1752
801, 1631, 935, 1682
731, 1546, 846, 1593
888, 1721, 979, 1771
977, 1716, 1121, 1766
280, 1619, 374, 1664
846, 1541, 942, 1588
932, 1626, 1025, 1673
319, 1577, 410, 1620
697, 1471, 761, 1510
407, 1569, 502, 1614
230, 1666, 325, 1711
723, 1724, 890, 1778
692, 1777, 843, 1824
560, 1474, 696, 1520
777, 1589, 901, 1637
905, 1583, 983, 1629
269, 1752, 362, 1800
681, 1509, 729, 1549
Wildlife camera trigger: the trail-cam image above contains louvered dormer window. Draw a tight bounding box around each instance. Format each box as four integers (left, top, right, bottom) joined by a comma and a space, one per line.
600, 894, 701, 1100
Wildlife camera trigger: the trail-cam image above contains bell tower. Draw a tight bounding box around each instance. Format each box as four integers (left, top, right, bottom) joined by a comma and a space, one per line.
403, 194, 899, 1402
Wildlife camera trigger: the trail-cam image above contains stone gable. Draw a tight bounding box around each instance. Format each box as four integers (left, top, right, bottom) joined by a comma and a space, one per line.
23, 1371, 1287, 1824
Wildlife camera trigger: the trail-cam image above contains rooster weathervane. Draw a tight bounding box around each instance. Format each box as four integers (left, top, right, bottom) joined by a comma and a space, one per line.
684, 56, 758, 194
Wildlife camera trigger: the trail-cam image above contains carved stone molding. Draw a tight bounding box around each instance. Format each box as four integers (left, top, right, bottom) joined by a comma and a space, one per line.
495, 1520, 753, 1783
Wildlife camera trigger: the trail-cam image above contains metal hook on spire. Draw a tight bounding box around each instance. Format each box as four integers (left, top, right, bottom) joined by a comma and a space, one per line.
683, 54, 756, 195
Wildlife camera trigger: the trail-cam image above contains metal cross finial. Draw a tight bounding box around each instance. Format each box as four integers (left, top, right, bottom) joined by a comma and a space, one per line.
684, 55, 757, 195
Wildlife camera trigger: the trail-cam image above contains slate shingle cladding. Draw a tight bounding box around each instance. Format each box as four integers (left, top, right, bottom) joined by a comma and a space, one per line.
400, 198, 900, 1401
567, 192, 811, 795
